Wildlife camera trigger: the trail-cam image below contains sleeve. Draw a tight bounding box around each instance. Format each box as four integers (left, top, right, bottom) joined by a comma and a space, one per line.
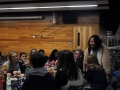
55, 70, 68, 90
83, 48, 89, 72
102, 45, 111, 73
83, 69, 92, 82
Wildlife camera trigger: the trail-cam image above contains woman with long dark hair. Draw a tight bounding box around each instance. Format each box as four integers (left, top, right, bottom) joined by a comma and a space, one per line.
49, 49, 59, 62
55, 50, 83, 90
83, 35, 110, 74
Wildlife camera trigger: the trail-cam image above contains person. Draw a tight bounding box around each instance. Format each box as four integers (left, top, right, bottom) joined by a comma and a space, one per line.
83, 35, 111, 74
18, 52, 29, 73
2, 51, 21, 75
38, 49, 49, 63
49, 49, 59, 62
83, 55, 108, 90
74, 49, 84, 73
26, 48, 37, 62
22, 52, 56, 90
55, 50, 83, 90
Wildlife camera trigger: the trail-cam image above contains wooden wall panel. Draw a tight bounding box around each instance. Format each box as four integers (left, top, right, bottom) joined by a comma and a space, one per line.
73, 25, 99, 51
0, 14, 99, 57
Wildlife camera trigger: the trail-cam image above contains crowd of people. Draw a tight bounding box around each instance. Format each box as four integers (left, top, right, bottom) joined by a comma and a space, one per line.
0, 35, 111, 90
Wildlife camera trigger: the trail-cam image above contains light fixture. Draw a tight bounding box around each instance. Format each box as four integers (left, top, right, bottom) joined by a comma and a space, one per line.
0, 5, 98, 10
0, 16, 43, 20
32, 35, 35, 38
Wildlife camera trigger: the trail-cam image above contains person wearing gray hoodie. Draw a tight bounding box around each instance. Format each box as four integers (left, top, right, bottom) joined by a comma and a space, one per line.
22, 52, 56, 90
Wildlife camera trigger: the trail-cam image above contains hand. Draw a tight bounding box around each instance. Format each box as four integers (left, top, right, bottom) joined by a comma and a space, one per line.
24, 61, 29, 66
7, 73, 12, 77
106, 72, 110, 75
13, 71, 21, 75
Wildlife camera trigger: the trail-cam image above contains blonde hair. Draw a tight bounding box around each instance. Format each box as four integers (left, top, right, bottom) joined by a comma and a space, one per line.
86, 54, 104, 71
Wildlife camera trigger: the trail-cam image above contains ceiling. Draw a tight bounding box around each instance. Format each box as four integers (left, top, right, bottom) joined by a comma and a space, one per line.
0, 0, 108, 13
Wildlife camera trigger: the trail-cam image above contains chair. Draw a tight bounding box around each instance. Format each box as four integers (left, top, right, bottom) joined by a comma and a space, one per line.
67, 85, 84, 90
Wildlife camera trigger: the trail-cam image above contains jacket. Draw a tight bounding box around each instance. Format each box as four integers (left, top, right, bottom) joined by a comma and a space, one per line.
84, 44, 111, 73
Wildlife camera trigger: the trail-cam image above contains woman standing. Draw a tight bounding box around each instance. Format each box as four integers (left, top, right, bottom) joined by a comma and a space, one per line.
84, 35, 110, 74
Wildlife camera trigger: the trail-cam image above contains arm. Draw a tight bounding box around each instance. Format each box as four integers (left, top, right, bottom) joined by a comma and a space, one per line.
55, 70, 68, 90
83, 48, 89, 72
102, 45, 111, 74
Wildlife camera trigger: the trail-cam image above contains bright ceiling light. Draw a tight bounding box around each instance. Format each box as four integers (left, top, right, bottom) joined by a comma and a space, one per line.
0, 5, 97, 10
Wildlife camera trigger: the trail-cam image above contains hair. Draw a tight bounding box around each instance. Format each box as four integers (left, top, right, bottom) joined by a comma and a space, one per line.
72, 50, 76, 53
57, 50, 79, 80
75, 49, 84, 60
49, 49, 58, 62
20, 52, 26, 57
8, 51, 17, 71
88, 35, 103, 50
29, 48, 37, 56
38, 49, 44, 54
0, 51, 1, 56
86, 54, 104, 71
30, 52, 46, 68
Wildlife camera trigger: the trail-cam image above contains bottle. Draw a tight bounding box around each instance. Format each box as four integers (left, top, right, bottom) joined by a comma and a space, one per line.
0, 75, 3, 90
3, 68, 7, 90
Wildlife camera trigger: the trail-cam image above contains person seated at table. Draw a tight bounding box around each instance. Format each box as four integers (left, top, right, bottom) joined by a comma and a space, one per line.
18, 52, 29, 73
74, 49, 84, 73
2, 51, 21, 75
49, 49, 59, 62
55, 50, 83, 90
22, 52, 56, 90
38, 49, 49, 63
26, 48, 37, 62
83, 55, 108, 90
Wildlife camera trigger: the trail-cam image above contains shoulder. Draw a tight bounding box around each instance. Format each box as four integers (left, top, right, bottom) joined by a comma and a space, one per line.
3, 61, 9, 66
102, 44, 108, 49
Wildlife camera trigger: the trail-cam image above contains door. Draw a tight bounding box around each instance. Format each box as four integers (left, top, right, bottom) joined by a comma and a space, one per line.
73, 26, 99, 51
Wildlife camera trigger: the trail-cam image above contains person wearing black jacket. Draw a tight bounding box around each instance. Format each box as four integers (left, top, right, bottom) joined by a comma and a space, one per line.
18, 52, 29, 73
74, 49, 84, 73
22, 52, 56, 90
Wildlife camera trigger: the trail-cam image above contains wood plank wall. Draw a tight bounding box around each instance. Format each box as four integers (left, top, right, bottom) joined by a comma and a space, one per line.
0, 13, 99, 57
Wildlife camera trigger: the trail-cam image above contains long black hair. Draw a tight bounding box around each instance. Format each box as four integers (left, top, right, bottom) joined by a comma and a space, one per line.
57, 50, 79, 80
49, 49, 58, 62
88, 35, 103, 50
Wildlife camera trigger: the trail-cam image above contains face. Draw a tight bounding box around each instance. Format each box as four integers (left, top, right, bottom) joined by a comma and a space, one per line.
55, 52, 59, 58
89, 38, 95, 48
39, 52, 44, 56
31, 50, 37, 55
84, 60, 88, 67
74, 51, 81, 59
11, 53, 18, 63
20, 54, 26, 60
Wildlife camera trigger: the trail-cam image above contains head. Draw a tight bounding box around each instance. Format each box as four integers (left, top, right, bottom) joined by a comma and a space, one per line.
88, 35, 102, 50
30, 48, 37, 56
86, 54, 100, 66
49, 49, 59, 61
38, 49, 44, 56
57, 50, 79, 80
86, 55, 104, 71
74, 49, 84, 60
30, 52, 46, 68
20, 52, 27, 60
8, 51, 18, 63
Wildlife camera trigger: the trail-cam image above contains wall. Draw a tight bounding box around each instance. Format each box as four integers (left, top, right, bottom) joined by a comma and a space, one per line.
0, 12, 99, 56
